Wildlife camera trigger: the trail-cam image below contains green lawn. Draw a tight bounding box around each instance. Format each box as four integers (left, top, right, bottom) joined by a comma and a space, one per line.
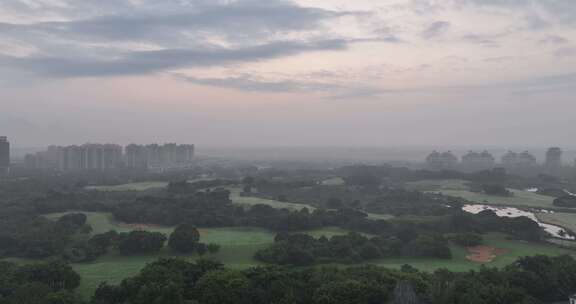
229, 188, 317, 211
407, 179, 556, 209
405, 179, 471, 192
72, 229, 274, 297
229, 187, 394, 220
438, 189, 556, 209
85, 182, 169, 192
321, 177, 346, 186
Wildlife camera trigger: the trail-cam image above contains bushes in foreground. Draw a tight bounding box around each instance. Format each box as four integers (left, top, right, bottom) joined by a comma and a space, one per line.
92, 255, 576, 304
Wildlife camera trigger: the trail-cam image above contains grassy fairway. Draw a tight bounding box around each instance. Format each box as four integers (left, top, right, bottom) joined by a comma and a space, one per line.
373, 233, 573, 272
537, 212, 576, 232
407, 179, 556, 209
229, 188, 317, 211
406, 179, 471, 192
229, 187, 394, 220
85, 181, 169, 192
321, 177, 346, 186
73, 228, 274, 297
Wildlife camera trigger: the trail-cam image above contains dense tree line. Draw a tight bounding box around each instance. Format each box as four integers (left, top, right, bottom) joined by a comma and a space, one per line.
255, 232, 452, 266
0, 260, 82, 304
554, 195, 576, 207
0, 213, 90, 259
91, 255, 576, 304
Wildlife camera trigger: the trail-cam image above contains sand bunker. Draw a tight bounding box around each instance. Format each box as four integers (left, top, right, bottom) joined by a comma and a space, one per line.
466, 245, 508, 263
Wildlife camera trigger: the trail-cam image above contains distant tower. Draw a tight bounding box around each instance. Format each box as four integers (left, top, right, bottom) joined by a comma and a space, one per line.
545, 147, 563, 176
0, 136, 10, 176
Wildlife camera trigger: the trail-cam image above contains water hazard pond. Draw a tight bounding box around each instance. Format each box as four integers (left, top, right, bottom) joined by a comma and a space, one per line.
463, 204, 575, 240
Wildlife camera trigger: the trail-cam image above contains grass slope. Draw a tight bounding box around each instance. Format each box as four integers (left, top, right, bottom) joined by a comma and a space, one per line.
85, 182, 169, 192
407, 179, 556, 209
537, 212, 576, 233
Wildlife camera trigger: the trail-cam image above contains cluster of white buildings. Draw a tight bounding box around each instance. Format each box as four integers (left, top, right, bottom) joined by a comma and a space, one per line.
25, 143, 194, 172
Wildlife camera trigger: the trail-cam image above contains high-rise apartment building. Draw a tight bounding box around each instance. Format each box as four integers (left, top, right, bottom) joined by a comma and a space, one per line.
544, 147, 562, 170
545, 147, 563, 176
25, 143, 122, 171
0, 136, 9, 175
25, 142, 193, 171
426, 151, 458, 170
461, 151, 496, 171
501, 151, 538, 169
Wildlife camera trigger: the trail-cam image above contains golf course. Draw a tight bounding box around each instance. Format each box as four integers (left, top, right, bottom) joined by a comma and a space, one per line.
12, 179, 567, 299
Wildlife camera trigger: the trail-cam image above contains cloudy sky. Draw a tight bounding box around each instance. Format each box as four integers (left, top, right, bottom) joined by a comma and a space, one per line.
1, 0, 575, 148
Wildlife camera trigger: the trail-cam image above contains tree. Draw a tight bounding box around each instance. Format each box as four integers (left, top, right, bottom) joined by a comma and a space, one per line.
314, 280, 386, 304
116, 231, 166, 255
449, 233, 483, 247
207, 243, 221, 254
57, 213, 87, 232
196, 243, 207, 256
195, 270, 252, 304
168, 224, 201, 254
15, 260, 81, 291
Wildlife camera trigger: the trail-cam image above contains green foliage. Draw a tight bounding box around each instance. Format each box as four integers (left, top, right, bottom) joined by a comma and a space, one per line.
195, 270, 252, 304
168, 224, 200, 253
0, 261, 82, 303
256, 232, 452, 266
116, 231, 166, 255
448, 233, 483, 247
207, 243, 221, 254
553, 195, 576, 208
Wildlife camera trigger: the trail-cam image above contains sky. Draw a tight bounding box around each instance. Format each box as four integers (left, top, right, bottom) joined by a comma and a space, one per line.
1, 0, 576, 148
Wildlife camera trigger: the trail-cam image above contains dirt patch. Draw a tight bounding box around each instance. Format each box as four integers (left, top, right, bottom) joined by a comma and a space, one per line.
466, 245, 509, 263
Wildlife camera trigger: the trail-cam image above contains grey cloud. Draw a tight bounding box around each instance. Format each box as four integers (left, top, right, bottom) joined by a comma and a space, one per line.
4, 1, 345, 42
483, 56, 514, 63
0, 0, 375, 80
175, 74, 343, 93
421, 21, 450, 39
0, 39, 350, 77
539, 35, 570, 45
460, 0, 576, 25
461, 33, 503, 48
554, 47, 576, 58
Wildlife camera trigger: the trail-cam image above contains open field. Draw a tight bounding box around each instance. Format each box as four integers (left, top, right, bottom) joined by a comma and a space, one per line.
405, 179, 471, 192
321, 177, 346, 186
229, 188, 317, 211
407, 179, 557, 209
85, 181, 169, 192
230, 187, 394, 220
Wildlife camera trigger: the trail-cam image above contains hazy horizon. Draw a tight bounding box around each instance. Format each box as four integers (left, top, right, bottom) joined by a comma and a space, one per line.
2, 0, 576, 147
